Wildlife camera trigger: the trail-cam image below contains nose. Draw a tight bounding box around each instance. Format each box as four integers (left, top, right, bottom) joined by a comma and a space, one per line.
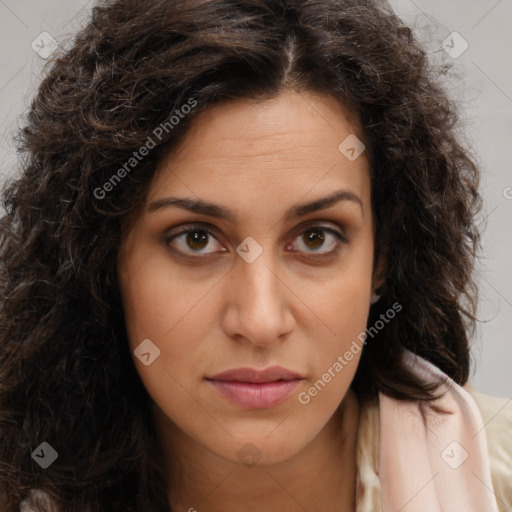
220, 247, 295, 347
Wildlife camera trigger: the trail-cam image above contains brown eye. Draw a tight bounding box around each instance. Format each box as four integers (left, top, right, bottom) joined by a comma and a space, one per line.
165, 223, 347, 260
185, 230, 209, 251
291, 226, 347, 258
303, 229, 325, 250
165, 225, 224, 256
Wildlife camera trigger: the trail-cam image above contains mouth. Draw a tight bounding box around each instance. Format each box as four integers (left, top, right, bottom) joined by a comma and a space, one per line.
205, 366, 304, 409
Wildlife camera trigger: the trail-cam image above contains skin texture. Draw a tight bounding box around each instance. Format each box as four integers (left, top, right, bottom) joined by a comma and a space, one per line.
117, 89, 380, 511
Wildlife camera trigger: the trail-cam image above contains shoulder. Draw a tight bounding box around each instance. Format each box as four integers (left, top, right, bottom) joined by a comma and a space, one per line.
355, 373, 512, 512
375, 349, 511, 512
466, 387, 512, 512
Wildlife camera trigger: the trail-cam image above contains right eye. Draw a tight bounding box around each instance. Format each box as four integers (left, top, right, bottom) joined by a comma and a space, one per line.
164, 223, 226, 257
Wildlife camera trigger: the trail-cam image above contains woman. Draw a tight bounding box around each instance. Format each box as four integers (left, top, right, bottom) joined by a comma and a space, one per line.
0, 0, 510, 511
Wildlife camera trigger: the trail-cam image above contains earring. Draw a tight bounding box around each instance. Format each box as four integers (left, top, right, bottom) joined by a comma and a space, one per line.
370, 291, 381, 304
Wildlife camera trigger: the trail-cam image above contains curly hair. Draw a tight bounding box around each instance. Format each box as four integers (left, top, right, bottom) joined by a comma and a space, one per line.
0, 0, 482, 510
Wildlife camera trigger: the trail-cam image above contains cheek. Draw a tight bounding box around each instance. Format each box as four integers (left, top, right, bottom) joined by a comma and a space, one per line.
303, 238, 373, 389
309, 292, 366, 395
119, 250, 203, 347
118, 251, 212, 395
118, 255, 207, 427
309, 239, 374, 334
298, 288, 367, 415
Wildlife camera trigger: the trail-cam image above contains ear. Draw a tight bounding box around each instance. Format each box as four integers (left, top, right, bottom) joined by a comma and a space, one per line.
371, 248, 386, 296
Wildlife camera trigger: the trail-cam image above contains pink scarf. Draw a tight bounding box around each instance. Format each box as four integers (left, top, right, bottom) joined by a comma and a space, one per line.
371, 350, 500, 511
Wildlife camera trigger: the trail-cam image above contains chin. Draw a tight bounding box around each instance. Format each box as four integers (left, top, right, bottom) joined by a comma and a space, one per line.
213, 432, 308, 467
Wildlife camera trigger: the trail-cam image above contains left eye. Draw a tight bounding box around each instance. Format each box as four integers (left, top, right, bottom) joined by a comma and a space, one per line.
165, 224, 346, 257
289, 227, 346, 256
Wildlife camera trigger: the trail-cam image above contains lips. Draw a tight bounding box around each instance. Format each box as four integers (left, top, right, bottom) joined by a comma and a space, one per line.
207, 366, 303, 384
205, 366, 304, 409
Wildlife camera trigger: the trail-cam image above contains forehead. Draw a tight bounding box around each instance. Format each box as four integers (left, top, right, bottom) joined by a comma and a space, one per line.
148, 89, 371, 219
160, 90, 365, 163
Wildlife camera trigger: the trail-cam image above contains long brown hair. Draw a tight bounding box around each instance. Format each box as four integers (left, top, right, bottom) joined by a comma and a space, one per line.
0, 0, 482, 510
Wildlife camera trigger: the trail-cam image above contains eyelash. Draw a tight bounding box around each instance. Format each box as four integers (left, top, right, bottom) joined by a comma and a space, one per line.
164, 223, 348, 260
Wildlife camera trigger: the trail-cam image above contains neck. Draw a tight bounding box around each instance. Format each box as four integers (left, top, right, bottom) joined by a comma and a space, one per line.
153, 388, 360, 512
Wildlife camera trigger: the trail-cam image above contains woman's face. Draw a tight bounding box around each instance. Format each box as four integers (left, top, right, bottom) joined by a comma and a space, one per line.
117, 89, 376, 466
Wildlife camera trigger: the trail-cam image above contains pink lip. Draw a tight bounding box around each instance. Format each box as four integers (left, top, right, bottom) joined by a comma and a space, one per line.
205, 366, 304, 409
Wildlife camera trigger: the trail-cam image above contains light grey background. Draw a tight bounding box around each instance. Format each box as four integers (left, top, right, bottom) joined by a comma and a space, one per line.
0, 0, 510, 397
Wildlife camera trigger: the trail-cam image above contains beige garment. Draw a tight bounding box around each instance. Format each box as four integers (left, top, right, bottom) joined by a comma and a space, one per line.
355, 383, 512, 512
470, 389, 512, 512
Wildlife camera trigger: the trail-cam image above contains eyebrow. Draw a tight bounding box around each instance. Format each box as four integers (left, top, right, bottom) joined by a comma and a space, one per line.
146, 189, 363, 222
